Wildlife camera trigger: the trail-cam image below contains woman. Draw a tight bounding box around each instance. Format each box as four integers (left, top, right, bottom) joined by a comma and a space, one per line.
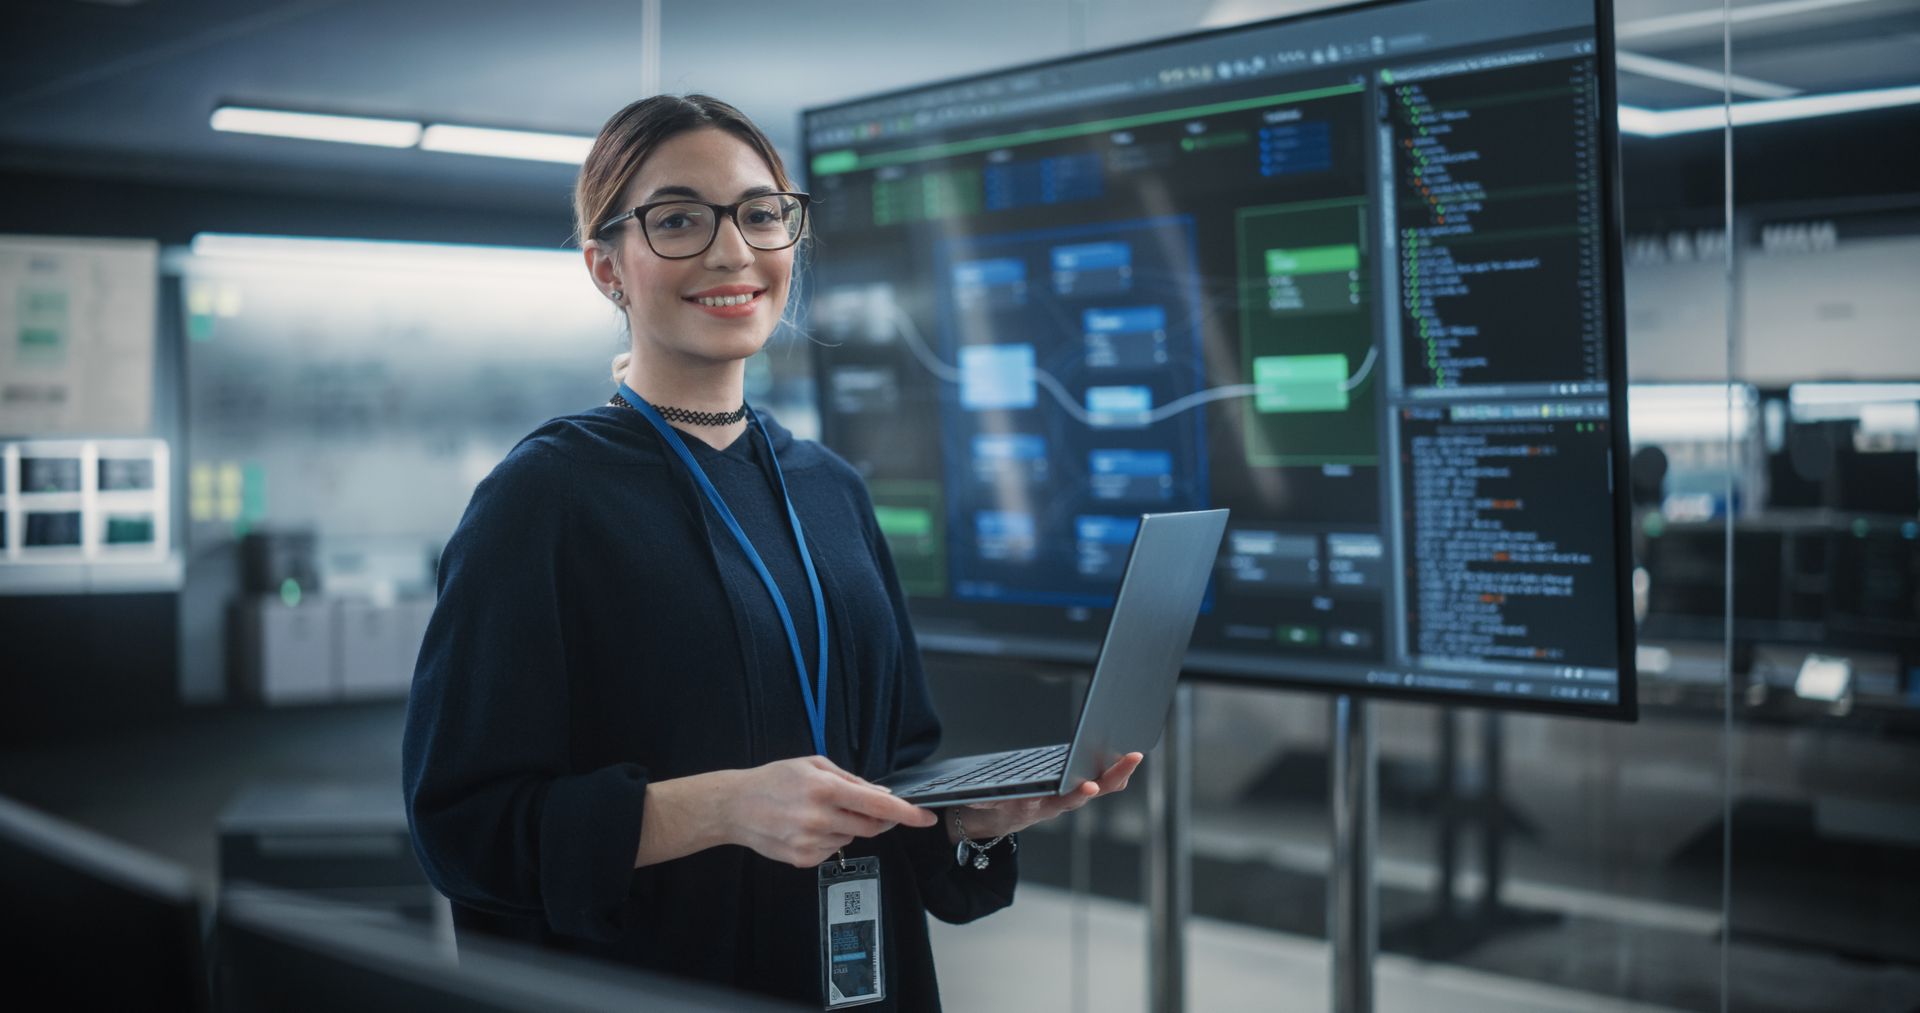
401, 94, 1141, 1010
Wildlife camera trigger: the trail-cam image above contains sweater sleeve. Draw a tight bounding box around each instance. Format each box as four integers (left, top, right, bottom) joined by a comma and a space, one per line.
856, 483, 1019, 924
401, 443, 649, 942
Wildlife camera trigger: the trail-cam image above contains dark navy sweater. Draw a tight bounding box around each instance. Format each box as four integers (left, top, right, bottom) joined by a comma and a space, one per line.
401, 403, 1017, 1009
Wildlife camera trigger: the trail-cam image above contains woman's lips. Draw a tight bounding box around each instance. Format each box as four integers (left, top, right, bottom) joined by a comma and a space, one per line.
684, 288, 764, 319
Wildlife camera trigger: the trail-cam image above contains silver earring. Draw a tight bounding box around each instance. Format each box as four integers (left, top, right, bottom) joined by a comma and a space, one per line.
609, 290, 623, 302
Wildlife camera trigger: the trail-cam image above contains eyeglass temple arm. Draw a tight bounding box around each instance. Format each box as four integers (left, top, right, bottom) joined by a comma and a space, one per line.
596, 209, 640, 235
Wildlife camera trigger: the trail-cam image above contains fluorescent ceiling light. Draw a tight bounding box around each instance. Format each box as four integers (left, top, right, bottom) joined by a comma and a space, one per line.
1618, 84, 1920, 137
210, 104, 593, 164
1790, 382, 1920, 406
1615, 50, 1799, 100
420, 124, 594, 164
188, 233, 578, 278
1629, 384, 1757, 442
1199, 0, 1355, 29
210, 106, 421, 148
1791, 383, 1920, 424
1616, 0, 1889, 41
1615, 105, 1668, 136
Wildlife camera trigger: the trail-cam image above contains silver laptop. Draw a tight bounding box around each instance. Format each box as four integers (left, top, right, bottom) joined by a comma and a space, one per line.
878, 508, 1229, 807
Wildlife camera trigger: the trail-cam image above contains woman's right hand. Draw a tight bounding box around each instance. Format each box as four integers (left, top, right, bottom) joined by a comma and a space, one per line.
721, 755, 937, 868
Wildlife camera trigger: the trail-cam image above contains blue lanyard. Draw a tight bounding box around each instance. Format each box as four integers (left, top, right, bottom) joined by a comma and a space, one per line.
618, 383, 830, 757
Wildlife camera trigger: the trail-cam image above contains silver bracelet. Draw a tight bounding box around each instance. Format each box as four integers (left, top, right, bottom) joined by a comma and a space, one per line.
952, 808, 1017, 870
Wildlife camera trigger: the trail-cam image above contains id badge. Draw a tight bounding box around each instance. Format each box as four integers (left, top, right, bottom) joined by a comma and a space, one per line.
818, 855, 884, 1008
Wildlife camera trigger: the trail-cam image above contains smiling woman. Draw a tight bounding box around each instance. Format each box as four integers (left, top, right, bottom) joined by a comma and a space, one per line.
399, 93, 1140, 1011
573, 96, 808, 445
581, 122, 801, 448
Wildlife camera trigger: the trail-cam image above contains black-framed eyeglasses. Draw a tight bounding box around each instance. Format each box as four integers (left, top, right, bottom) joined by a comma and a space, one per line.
597, 191, 811, 259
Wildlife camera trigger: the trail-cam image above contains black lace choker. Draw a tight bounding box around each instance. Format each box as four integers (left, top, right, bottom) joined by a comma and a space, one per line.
609, 391, 748, 427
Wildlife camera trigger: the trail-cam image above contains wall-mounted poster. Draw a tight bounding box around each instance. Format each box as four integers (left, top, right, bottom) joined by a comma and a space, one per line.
0, 235, 159, 436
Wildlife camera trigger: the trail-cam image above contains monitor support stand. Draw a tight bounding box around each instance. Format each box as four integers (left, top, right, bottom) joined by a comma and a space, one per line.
1139, 689, 1379, 1013
1146, 682, 1193, 1013
1329, 695, 1379, 1013
1378, 712, 1559, 960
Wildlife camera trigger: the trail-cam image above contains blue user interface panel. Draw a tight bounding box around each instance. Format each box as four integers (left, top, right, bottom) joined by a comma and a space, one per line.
803, 0, 1634, 718
941, 217, 1209, 606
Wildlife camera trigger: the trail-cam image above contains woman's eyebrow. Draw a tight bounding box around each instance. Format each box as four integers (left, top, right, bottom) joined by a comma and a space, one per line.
645, 184, 702, 201
644, 183, 779, 202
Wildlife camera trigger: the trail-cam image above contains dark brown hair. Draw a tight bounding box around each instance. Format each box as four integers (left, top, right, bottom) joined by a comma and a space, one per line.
573, 94, 797, 248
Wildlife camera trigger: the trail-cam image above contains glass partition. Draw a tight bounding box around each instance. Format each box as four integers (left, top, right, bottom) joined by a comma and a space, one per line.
722, 0, 1744, 1010
1728, 1, 1920, 1008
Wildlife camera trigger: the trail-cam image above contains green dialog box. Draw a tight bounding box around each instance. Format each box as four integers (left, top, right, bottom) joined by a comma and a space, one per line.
1254, 354, 1350, 413
1264, 244, 1359, 276
872, 505, 932, 538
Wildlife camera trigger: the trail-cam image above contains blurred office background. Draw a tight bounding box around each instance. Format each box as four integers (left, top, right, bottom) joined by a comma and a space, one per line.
3, 0, 1919, 1010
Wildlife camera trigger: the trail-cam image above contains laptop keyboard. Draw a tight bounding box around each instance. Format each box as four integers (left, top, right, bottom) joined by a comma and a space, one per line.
911, 744, 1069, 794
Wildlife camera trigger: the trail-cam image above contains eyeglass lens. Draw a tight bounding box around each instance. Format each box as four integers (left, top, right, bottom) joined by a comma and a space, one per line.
643, 195, 803, 257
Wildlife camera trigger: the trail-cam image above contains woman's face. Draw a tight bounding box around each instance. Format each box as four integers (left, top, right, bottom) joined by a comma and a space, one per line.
605, 127, 795, 369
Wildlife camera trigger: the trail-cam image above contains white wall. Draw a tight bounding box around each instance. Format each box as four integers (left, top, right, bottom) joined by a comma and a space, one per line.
1624, 233, 1920, 384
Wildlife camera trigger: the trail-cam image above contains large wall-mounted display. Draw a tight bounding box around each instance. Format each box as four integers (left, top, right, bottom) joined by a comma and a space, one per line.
174, 238, 624, 702
179, 240, 622, 548
803, 0, 1636, 718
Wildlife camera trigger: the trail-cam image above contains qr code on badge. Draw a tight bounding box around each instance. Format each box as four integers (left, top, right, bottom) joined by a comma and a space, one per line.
842, 890, 863, 917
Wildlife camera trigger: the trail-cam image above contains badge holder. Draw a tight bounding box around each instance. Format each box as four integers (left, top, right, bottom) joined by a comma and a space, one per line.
818, 853, 884, 1008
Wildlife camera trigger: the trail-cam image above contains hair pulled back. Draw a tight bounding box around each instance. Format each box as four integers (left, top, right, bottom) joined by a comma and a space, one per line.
574, 95, 801, 381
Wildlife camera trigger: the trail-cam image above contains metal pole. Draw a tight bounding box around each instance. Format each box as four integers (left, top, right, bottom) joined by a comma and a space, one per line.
1437, 708, 1459, 921
1329, 694, 1377, 1013
1146, 681, 1192, 1013
1479, 712, 1505, 914
638, 0, 660, 97
1071, 673, 1092, 1013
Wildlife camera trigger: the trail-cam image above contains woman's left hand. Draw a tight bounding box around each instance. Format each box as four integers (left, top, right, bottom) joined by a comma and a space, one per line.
946, 752, 1144, 841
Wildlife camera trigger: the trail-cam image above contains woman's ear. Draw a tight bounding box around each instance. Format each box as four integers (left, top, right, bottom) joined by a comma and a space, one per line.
583, 239, 622, 298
